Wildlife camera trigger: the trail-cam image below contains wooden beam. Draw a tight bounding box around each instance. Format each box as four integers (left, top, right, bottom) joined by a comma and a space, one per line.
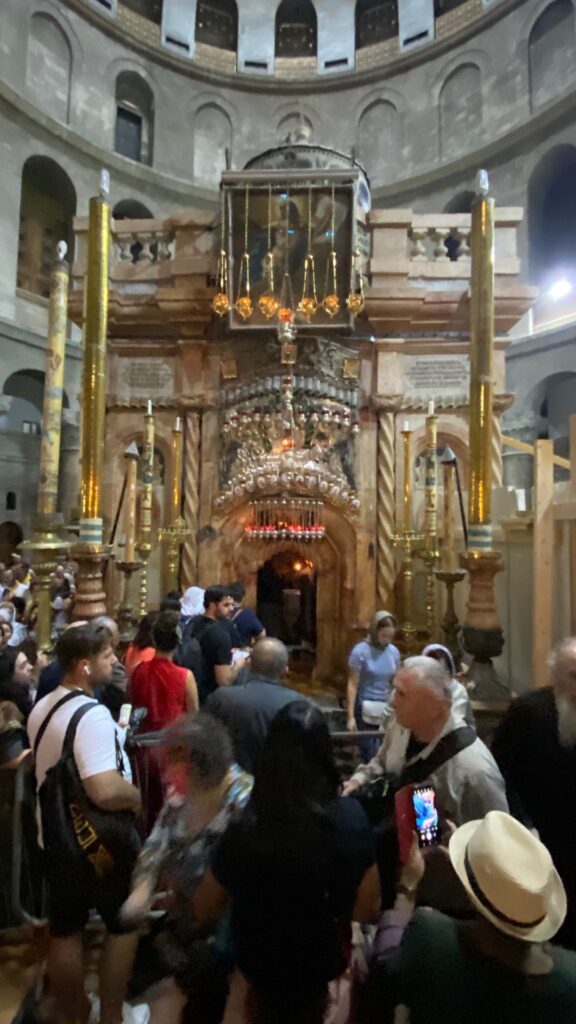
533, 440, 554, 688
501, 433, 570, 471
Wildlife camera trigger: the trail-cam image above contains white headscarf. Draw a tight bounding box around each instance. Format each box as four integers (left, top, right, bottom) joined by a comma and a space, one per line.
180, 586, 205, 618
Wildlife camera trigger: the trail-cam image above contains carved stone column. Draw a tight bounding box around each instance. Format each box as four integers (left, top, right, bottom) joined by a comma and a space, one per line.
181, 411, 201, 589
375, 402, 400, 611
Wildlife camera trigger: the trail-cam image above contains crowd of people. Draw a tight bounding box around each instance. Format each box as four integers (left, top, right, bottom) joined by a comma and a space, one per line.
2, 576, 576, 1024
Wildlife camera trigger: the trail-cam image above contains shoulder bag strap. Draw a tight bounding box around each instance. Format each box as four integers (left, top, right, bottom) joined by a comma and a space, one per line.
62, 701, 100, 756
401, 726, 477, 787
32, 690, 86, 758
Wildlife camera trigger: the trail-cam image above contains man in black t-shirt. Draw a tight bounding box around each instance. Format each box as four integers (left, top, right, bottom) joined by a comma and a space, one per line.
187, 585, 247, 703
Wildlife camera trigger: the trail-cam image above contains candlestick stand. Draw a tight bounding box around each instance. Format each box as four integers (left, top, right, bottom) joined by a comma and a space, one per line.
434, 567, 466, 669
136, 539, 153, 618
392, 528, 422, 655
158, 515, 191, 593
115, 558, 143, 642
420, 543, 440, 642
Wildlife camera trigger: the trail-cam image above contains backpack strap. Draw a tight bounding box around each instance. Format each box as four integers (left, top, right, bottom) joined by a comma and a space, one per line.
33, 690, 86, 758
62, 701, 126, 776
401, 726, 477, 787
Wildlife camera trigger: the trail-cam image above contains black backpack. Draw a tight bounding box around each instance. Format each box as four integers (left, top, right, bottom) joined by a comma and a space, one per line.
174, 615, 218, 700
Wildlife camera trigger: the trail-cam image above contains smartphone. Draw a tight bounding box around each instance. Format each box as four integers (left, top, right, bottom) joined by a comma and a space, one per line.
119, 703, 133, 728
412, 785, 440, 848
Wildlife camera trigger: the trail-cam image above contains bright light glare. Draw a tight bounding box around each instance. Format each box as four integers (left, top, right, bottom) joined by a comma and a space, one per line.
548, 279, 572, 301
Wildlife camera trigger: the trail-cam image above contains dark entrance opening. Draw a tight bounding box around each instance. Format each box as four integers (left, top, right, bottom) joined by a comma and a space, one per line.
257, 550, 317, 670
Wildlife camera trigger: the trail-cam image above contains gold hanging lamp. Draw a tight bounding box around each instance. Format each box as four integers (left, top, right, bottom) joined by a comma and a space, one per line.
297, 185, 318, 322
234, 183, 253, 321
212, 188, 230, 317
259, 184, 280, 320
277, 189, 295, 326
322, 185, 340, 318
346, 248, 365, 315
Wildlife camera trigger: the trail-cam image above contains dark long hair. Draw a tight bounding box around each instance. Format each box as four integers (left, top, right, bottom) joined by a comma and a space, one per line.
133, 611, 159, 650
250, 701, 340, 841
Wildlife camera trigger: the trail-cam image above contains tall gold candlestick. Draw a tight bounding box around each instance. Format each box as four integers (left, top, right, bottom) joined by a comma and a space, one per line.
72, 170, 111, 621
21, 241, 70, 650
137, 400, 154, 617
423, 401, 438, 547
402, 422, 412, 532
171, 417, 183, 523
123, 442, 139, 563
442, 457, 457, 571
468, 168, 495, 552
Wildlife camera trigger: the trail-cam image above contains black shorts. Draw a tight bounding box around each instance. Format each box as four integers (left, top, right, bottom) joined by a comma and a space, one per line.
45, 852, 137, 937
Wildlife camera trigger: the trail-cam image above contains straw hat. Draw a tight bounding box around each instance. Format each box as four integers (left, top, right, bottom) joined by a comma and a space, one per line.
449, 811, 566, 942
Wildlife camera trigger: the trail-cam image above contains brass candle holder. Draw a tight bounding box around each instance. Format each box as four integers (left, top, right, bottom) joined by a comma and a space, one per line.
391, 528, 422, 655
434, 567, 466, 668
115, 558, 143, 642
158, 516, 191, 593
136, 539, 153, 619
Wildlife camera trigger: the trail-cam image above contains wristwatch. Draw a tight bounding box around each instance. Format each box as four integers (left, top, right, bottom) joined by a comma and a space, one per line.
396, 882, 417, 899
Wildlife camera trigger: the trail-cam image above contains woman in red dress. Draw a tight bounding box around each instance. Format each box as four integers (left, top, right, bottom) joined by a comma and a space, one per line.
131, 610, 198, 831
124, 610, 159, 678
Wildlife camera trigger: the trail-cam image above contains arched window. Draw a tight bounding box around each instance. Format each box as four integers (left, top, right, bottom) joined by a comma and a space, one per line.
529, 0, 575, 110
195, 0, 238, 51
113, 200, 154, 219
528, 145, 576, 284
358, 100, 400, 186
6, 493, 16, 512
3, 369, 68, 436
122, 0, 163, 23
355, 1, 398, 49
193, 104, 232, 185
439, 63, 482, 161
275, 0, 317, 58
115, 72, 154, 165
26, 13, 72, 124
17, 157, 76, 299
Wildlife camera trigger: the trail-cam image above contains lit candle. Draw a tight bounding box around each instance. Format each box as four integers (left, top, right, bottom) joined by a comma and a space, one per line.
141, 405, 155, 541
424, 403, 438, 542
403, 419, 410, 433
123, 442, 139, 562
171, 417, 183, 523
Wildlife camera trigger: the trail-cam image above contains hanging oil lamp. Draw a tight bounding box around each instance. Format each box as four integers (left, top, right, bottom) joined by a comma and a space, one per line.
322, 185, 340, 318
277, 189, 295, 326
212, 188, 230, 317
297, 185, 318, 322
234, 184, 253, 321
259, 184, 280, 320
346, 248, 365, 315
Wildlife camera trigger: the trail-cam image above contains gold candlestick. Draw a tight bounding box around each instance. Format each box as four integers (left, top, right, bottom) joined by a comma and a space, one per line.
137, 401, 155, 618
71, 171, 112, 621
441, 451, 457, 571
20, 241, 70, 651
160, 416, 188, 592
123, 442, 139, 563
402, 422, 412, 532
391, 421, 421, 655
460, 170, 505, 698
421, 402, 440, 639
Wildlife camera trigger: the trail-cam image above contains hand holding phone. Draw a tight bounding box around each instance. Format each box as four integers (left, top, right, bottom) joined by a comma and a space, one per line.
119, 703, 132, 728
412, 785, 441, 848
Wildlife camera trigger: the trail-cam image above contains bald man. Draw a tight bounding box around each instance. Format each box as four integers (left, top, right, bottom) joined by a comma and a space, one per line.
206, 637, 309, 774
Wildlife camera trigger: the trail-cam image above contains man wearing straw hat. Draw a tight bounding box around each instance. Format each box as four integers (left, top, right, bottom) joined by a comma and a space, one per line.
364, 812, 576, 1023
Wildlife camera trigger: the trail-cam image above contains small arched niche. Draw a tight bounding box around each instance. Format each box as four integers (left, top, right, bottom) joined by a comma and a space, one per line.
17, 157, 76, 299
115, 71, 154, 165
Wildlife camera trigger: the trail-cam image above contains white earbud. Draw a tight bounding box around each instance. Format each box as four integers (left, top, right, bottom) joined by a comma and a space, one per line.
83, 665, 90, 676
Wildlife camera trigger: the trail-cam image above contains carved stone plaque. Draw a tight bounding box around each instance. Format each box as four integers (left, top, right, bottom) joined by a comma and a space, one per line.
404, 356, 469, 395
120, 360, 174, 396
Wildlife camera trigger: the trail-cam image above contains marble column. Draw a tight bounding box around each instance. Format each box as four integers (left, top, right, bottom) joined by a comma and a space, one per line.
376, 407, 397, 610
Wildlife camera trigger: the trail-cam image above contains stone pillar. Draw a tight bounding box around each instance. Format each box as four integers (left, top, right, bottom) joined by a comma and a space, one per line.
182, 410, 201, 589
376, 408, 397, 611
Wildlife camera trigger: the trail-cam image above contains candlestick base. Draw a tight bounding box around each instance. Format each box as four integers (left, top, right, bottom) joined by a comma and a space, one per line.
20, 512, 70, 653
69, 542, 112, 621
459, 549, 509, 699
115, 559, 143, 644
434, 568, 466, 670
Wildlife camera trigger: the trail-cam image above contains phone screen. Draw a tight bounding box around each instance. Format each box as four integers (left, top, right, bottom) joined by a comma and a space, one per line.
412, 785, 440, 847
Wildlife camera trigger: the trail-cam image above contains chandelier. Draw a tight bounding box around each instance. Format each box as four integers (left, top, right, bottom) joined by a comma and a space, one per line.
244, 496, 325, 542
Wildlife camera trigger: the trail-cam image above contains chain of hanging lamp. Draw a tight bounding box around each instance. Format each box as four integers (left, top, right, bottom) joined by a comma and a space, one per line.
234, 184, 253, 321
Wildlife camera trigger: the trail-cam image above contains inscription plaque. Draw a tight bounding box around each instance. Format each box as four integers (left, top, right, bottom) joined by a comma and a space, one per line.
405, 356, 469, 395
120, 361, 174, 396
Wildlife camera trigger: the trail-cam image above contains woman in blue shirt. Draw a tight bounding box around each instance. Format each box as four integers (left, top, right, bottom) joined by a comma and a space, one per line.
347, 611, 400, 761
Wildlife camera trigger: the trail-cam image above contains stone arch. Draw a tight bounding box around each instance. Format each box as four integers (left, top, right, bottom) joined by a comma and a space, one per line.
276, 112, 314, 145
195, 0, 238, 51
443, 191, 475, 214
16, 156, 76, 299
524, 371, 576, 449
211, 501, 357, 685
275, 0, 318, 58
528, 0, 575, 111
113, 199, 154, 219
26, 12, 72, 123
193, 103, 232, 185
3, 369, 69, 436
355, 0, 398, 49
439, 63, 482, 161
527, 144, 576, 284
114, 70, 155, 165
358, 99, 401, 186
